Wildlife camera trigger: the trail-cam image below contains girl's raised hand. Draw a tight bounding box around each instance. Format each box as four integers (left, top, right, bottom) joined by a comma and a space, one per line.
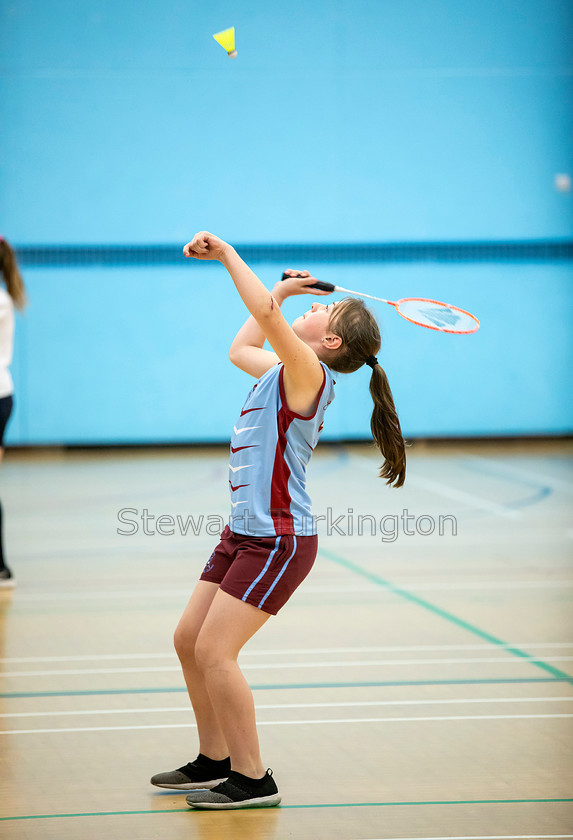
277, 270, 332, 298
183, 232, 231, 261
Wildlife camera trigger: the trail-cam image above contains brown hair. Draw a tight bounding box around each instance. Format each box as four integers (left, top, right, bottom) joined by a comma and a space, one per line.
0, 238, 27, 310
325, 298, 406, 487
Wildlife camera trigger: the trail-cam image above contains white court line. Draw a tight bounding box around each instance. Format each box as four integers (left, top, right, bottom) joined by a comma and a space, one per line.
1, 713, 571, 735
1, 697, 572, 720
303, 581, 573, 591
3, 642, 572, 664
466, 454, 573, 494
9, 589, 199, 602
10, 578, 573, 601
406, 475, 521, 519
352, 455, 521, 519
2, 655, 573, 678
358, 836, 573, 840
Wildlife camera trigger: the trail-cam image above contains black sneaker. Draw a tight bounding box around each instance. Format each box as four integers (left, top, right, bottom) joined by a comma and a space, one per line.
186, 769, 281, 810
0, 567, 15, 589
150, 754, 231, 790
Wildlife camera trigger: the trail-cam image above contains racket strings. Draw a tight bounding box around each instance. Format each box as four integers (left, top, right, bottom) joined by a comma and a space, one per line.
395, 299, 479, 334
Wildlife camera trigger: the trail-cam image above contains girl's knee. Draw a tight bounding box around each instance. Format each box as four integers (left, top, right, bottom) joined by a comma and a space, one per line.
194, 632, 212, 673
194, 631, 230, 674
174, 622, 198, 664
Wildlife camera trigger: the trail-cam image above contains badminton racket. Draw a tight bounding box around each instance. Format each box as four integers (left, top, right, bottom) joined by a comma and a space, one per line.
281, 272, 480, 334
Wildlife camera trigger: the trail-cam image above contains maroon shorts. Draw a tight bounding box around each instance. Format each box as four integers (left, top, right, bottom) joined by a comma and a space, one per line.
199, 525, 318, 615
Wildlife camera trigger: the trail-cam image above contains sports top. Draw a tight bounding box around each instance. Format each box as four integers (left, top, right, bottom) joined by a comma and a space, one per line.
229, 362, 335, 536
0, 287, 14, 399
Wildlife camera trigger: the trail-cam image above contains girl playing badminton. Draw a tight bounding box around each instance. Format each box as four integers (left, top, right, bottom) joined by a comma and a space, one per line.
150, 231, 406, 809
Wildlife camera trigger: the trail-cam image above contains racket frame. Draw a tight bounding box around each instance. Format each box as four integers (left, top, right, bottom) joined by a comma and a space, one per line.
390, 297, 480, 335
280, 273, 480, 334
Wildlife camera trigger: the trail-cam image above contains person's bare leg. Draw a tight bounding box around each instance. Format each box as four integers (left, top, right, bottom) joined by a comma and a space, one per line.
174, 580, 228, 759
195, 589, 271, 779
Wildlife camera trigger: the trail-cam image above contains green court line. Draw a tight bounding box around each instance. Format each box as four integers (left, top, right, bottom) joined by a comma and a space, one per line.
1, 798, 571, 821
319, 547, 573, 685
287, 798, 573, 809
1, 676, 571, 700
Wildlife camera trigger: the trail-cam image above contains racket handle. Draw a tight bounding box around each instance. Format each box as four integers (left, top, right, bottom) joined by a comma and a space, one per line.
280, 272, 335, 293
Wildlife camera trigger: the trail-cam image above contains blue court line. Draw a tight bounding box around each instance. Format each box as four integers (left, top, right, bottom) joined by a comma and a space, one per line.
459, 458, 553, 509
1, 677, 571, 700
319, 548, 573, 684
314, 443, 350, 477
504, 486, 553, 510
1, 797, 571, 821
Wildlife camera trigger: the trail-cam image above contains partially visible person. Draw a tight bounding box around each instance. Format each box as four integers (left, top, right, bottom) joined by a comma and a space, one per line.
0, 237, 26, 587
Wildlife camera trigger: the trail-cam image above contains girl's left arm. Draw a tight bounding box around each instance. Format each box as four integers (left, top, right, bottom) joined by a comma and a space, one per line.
228, 310, 281, 379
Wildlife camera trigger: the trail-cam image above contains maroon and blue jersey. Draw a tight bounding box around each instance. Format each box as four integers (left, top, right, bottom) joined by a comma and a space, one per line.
229, 363, 335, 536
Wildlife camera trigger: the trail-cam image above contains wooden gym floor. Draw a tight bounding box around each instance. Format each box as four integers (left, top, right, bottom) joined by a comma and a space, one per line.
0, 440, 572, 839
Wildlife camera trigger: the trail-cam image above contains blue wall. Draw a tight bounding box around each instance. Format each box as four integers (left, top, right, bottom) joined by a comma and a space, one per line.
6, 258, 572, 444
1, 1, 572, 444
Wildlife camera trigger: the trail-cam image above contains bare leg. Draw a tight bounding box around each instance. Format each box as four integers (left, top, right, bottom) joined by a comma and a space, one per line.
174, 580, 228, 760
195, 589, 271, 779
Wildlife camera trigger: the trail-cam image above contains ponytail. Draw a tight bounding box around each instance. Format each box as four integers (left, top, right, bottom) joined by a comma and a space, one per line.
366, 358, 406, 488
326, 297, 407, 486
0, 238, 27, 310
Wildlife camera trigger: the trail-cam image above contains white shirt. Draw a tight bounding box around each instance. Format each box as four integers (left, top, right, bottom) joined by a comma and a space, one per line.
0, 286, 15, 398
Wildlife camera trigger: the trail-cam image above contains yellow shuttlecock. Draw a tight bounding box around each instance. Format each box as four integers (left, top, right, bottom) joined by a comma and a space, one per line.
213, 27, 237, 59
